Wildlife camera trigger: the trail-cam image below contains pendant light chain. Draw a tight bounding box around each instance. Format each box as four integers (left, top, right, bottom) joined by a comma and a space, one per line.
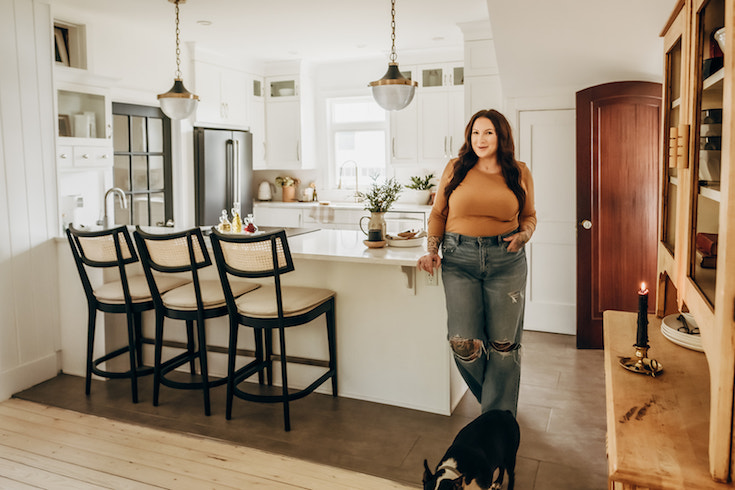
389, 0, 397, 63
174, 0, 182, 79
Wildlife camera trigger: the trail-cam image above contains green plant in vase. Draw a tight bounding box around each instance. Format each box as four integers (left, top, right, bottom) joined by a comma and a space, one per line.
405, 173, 435, 191
357, 177, 403, 212
404, 173, 435, 205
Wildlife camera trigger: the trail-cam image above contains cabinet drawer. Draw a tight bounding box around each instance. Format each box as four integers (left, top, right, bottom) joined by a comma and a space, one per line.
72, 146, 112, 167
56, 145, 73, 168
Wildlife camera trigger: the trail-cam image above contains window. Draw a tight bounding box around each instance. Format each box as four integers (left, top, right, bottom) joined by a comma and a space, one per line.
327, 97, 388, 189
112, 103, 172, 226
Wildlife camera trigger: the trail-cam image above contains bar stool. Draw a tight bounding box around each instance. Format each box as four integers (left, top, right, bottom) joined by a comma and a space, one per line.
66, 225, 189, 403
210, 228, 337, 431
133, 227, 260, 416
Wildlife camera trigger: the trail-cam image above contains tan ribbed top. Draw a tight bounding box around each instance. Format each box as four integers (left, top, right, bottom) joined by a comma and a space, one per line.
428, 160, 537, 239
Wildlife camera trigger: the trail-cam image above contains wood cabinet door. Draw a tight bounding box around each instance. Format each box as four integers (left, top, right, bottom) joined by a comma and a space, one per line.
576, 81, 662, 348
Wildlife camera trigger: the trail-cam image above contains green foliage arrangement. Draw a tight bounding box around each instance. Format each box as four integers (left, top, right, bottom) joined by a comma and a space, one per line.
357, 177, 403, 213
405, 173, 435, 191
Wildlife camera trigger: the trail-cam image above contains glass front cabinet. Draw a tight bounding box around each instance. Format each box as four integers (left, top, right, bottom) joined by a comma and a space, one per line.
658, 0, 735, 482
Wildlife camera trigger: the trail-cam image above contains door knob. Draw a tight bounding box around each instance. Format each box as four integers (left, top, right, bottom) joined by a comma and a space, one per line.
581, 220, 592, 229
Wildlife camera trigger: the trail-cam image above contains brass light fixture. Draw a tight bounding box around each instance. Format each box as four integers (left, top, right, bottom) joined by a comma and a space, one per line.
158, 0, 199, 120
369, 0, 417, 111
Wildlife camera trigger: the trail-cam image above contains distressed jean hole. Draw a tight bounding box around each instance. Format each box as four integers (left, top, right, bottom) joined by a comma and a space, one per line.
450, 337, 484, 361
490, 341, 519, 353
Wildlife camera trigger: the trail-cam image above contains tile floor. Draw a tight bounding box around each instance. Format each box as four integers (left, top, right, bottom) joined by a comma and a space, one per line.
14, 330, 607, 489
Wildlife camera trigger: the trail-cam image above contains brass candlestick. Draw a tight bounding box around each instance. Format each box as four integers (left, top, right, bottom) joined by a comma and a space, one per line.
619, 344, 663, 377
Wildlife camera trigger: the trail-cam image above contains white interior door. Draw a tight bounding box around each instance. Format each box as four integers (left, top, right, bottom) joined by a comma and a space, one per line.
519, 109, 576, 334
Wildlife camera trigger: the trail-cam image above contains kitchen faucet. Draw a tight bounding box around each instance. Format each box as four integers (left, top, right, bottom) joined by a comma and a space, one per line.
103, 187, 128, 228
337, 160, 360, 202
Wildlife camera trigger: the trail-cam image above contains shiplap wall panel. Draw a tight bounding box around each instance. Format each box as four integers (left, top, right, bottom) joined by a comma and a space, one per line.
0, 0, 24, 373
0, 0, 60, 399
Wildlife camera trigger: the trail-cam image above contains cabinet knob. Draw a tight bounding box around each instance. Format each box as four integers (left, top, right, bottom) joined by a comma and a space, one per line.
60, 153, 68, 159
581, 219, 592, 230
81, 154, 90, 159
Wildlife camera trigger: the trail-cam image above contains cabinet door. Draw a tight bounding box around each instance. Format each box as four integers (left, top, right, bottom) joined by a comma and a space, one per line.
688, 0, 724, 306
221, 69, 248, 125
448, 88, 465, 159
419, 90, 451, 167
265, 99, 301, 168
253, 205, 303, 227
194, 62, 222, 124
251, 97, 266, 169
390, 100, 418, 165
660, 4, 687, 264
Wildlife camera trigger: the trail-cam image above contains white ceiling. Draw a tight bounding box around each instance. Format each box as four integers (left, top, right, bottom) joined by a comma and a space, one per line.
51, 0, 490, 63
50, 0, 679, 98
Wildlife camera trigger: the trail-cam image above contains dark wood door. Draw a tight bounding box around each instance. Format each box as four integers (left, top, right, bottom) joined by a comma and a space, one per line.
576, 81, 662, 349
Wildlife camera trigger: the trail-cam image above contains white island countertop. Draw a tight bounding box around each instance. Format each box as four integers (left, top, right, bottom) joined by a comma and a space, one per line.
287, 229, 427, 267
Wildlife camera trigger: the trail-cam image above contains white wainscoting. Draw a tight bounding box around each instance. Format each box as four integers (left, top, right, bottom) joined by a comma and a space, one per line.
0, 0, 61, 400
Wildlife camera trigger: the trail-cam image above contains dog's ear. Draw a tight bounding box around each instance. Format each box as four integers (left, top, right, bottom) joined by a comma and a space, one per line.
422, 459, 434, 483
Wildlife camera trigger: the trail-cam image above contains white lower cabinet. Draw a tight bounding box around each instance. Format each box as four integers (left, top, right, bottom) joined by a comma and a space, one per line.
253, 204, 304, 228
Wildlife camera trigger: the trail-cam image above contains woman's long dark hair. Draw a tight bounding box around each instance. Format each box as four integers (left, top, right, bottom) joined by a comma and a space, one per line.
444, 109, 526, 214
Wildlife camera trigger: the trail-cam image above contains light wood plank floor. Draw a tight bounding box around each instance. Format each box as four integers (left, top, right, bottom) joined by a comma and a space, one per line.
0, 398, 412, 489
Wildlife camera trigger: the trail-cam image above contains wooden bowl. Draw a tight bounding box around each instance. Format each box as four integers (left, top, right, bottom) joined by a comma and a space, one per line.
363, 240, 386, 249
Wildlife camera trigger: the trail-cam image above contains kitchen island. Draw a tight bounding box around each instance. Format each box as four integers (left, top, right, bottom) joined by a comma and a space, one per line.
57, 228, 466, 416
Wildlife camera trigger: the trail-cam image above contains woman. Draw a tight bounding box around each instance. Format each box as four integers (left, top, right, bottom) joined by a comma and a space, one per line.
417, 109, 536, 416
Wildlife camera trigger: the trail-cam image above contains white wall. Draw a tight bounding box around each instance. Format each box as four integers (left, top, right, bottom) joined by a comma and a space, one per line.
0, 0, 61, 400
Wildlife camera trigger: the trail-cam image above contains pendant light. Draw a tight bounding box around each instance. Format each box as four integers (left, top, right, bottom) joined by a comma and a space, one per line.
369, 0, 417, 111
158, 0, 199, 120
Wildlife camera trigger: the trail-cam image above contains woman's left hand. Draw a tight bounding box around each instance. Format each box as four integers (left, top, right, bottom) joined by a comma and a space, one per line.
503, 230, 530, 253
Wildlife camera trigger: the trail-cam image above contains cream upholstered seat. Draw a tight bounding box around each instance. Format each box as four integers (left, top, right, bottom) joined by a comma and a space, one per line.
210, 228, 337, 431
234, 286, 335, 318
161, 279, 255, 310
94, 275, 188, 304
133, 226, 260, 416
66, 225, 188, 404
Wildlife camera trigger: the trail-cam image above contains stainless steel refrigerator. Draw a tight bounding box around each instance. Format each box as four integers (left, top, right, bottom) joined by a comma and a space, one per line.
193, 127, 253, 227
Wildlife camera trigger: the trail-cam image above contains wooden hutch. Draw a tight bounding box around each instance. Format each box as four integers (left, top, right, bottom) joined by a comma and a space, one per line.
605, 0, 735, 487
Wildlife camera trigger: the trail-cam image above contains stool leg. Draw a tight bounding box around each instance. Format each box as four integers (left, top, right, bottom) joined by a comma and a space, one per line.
196, 315, 211, 416
153, 313, 164, 407
265, 328, 274, 386
277, 325, 291, 432
126, 309, 139, 404
85, 305, 97, 396
186, 319, 196, 375
134, 311, 144, 368
326, 303, 338, 396
226, 318, 239, 420
254, 328, 264, 385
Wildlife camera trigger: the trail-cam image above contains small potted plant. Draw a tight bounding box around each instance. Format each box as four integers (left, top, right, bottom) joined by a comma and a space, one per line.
275, 176, 300, 202
357, 177, 402, 239
403, 173, 435, 204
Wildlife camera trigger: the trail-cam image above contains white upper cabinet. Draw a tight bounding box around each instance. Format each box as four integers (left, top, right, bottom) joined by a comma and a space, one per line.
390, 65, 418, 165
264, 74, 302, 168
193, 61, 249, 127
417, 63, 465, 168
250, 77, 266, 169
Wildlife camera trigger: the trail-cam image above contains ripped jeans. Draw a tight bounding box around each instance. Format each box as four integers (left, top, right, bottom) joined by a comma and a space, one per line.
441, 231, 527, 416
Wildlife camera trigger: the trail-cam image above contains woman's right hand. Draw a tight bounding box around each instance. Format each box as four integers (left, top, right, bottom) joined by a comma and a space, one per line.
417, 253, 441, 275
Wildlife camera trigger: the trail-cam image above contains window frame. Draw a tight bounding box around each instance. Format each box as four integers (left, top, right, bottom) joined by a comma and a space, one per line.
326, 96, 389, 190
112, 102, 173, 226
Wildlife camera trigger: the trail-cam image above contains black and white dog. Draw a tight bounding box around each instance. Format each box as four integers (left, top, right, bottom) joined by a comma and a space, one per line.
423, 409, 520, 490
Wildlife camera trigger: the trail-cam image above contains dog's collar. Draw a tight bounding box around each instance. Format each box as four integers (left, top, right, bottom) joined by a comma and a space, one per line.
437, 463, 463, 481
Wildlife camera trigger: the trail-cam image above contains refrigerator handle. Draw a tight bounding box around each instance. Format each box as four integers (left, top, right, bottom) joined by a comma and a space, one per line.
225, 139, 234, 208
234, 138, 241, 207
